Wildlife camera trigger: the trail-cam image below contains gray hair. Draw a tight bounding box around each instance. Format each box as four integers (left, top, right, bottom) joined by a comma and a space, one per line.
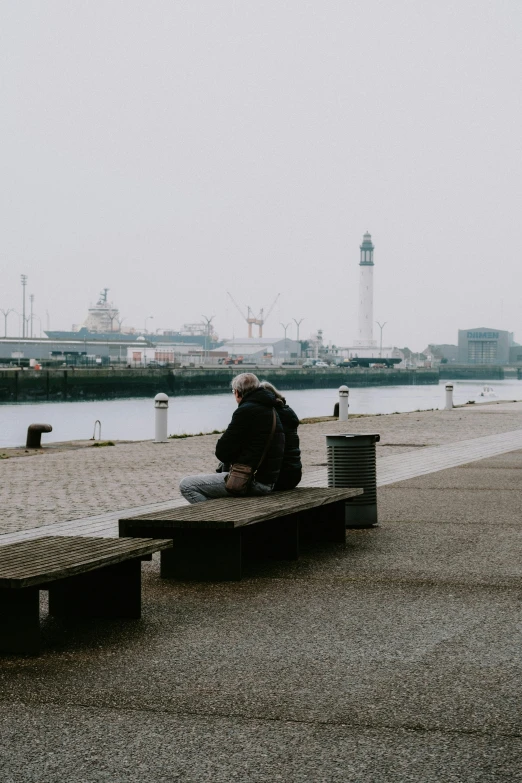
259, 380, 285, 402
231, 372, 260, 397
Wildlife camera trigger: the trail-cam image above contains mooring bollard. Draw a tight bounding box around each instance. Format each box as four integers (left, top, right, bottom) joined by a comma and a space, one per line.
338, 385, 349, 421
445, 383, 454, 410
154, 393, 169, 443
26, 423, 52, 449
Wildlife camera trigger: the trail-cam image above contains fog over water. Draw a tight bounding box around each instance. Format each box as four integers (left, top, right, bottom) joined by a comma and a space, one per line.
2, 380, 521, 448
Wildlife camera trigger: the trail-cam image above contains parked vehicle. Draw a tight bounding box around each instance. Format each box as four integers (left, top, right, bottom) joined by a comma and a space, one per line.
218, 356, 244, 366
302, 359, 329, 368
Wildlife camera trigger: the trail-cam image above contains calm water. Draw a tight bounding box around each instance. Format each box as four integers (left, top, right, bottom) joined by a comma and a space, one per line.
1, 380, 521, 448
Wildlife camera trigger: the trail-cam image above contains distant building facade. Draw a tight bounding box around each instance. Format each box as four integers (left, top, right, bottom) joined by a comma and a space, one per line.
458, 327, 513, 365
424, 344, 458, 363
0, 335, 204, 366
213, 337, 301, 364
509, 343, 522, 363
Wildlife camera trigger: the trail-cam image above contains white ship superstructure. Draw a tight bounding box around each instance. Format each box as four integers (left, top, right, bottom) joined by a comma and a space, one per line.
82, 288, 120, 333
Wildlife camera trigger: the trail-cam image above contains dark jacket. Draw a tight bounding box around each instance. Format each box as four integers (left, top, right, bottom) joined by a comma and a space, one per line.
274, 400, 302, 491
215, 388, 285, 486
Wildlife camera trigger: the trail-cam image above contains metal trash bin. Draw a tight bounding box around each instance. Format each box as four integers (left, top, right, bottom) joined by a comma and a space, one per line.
326, 434, 380, 528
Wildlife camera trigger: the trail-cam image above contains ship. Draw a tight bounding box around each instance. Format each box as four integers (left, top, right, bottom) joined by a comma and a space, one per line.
44, 288, 212, 347
81, 288, 121, 333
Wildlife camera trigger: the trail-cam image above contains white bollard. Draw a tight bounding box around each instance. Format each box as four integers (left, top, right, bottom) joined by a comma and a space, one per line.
338, 385, 349, 421
154, 393, 169, 442
445, 383, 454, 411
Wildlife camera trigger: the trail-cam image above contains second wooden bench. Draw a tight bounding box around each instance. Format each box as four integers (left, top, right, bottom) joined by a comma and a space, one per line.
0, 535, 172, 655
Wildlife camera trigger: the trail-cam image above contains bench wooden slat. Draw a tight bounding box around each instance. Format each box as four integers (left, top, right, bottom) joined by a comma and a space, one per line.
0, 540, 158, 574
1, 536, 136, 560
120, 487, 363, 530
0, 540, 168, 573
3, 550, 148, 577
0, 536, 170, 566
0, 536, 158, 566
0, 536, 172, 589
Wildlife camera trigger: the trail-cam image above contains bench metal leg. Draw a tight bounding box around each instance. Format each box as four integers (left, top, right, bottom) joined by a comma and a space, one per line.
48, 559, 142, 619
0, 587, 40, 656
319, 501, 347, 544
160, 529, 242, 581
300, 501, 346, 545
247, 513, 300, 561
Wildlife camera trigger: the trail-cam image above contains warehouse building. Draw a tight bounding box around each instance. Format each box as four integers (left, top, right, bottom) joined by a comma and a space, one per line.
212, 337, 301, 365
458, 327, 513, 365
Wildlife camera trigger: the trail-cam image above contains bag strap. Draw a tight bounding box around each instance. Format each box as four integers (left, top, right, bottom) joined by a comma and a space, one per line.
254, 409, 277, 476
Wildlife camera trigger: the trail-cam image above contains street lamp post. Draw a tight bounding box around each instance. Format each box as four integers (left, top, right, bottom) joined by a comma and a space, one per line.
202, 315, 215, 365
280, 322, 291, 364
293, 318, 304, 357
293, 318, 304, 342
30, 294, 34, 338
107, 309, 118, 332
144, 315, 153, 334
376, 321, 387, 358
20, 275, 28, 338
0, 308, 13, 338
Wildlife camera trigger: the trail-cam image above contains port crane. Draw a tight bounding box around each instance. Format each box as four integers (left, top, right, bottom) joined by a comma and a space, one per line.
227, 292, 281, 338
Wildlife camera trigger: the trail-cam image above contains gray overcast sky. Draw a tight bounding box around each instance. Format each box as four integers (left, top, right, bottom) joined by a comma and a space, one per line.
1, 0, 521, 350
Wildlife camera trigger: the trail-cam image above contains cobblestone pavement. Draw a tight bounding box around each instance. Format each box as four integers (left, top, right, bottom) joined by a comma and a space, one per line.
2, 400, 522, 535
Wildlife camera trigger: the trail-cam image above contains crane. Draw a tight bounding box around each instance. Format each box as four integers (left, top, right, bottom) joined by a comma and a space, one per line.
226, 292, 281, 338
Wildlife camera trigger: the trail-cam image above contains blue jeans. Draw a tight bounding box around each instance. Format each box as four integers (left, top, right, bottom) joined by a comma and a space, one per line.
179, 473, 274, 504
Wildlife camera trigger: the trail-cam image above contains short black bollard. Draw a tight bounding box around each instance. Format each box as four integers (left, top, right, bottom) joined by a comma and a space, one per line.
26, 423, 53, 449
326, 434, 380, 528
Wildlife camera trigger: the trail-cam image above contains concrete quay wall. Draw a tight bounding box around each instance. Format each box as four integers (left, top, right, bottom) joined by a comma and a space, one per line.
0, 366, 439, 402
438, 363, 516, 380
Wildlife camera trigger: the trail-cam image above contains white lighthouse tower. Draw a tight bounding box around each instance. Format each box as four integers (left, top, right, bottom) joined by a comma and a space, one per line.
355, 231, 377, 347
344, 231, 394, 362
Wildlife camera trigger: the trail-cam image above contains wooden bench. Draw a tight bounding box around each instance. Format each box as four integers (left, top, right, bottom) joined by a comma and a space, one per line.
119, 487, 363, 581
0, 535, 172, 655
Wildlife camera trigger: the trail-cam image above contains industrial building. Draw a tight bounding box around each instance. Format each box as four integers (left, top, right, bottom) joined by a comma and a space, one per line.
212, 337, 301, 364
457, 328, 513, 365
0, 335, 205, 367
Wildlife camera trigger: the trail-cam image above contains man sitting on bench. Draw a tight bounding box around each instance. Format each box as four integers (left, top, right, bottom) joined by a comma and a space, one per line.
179, 373, 285, 504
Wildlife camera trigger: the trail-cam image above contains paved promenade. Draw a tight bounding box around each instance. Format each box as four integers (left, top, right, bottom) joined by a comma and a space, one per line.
2, 399, 522, 538
1, 401, 521, 780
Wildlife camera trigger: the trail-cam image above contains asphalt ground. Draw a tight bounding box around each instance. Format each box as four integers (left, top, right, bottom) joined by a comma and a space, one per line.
1, 404, 521, 780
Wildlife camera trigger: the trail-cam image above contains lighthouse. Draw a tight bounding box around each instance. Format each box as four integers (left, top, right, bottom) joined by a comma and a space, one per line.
355, 232, 377, 347
345, 231, 393, 362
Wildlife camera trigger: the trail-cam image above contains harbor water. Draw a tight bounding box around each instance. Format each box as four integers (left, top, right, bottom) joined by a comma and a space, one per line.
1, 379, 522, 448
